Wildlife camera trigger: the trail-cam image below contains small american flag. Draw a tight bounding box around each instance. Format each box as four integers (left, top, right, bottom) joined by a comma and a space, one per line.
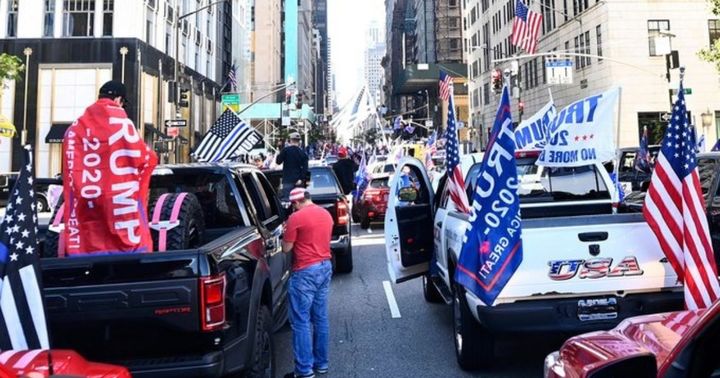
511, 0, 543, 54
444, 73, 471, 214
0, 146, 49, 350
228, 63, 238, 92
643, 77, 720, 310
193, 109, 262, 162
439, 71, 453, 102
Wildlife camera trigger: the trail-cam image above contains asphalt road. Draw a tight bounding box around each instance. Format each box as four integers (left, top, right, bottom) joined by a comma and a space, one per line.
272, 224, 562, 378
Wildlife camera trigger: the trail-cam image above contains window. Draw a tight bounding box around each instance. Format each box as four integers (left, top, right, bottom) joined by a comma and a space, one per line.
574, 36, 580, 68
596, 24, 603, 61
7, 0, 18, 37
44, 0, 55, 37
483, 83, 490, 104
584, 30, 591, 67
647, 19, 670, 56
146, 4, 156, 45
103, 0, 113, 36
253, 173, 283, 230
709, 20, 720, 46
63, 0, 95, 37
542, 0, 556, 34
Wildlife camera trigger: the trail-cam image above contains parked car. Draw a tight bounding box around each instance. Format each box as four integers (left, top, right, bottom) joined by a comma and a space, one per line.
0, 349, 131, 377
544, 299, 720, 377
39, 163, 290, 377
264, 166, 353, 273
369, 162, 396, 175
355, 174, 391, 229
384, 152, 682, 370
0, 172, 60, 213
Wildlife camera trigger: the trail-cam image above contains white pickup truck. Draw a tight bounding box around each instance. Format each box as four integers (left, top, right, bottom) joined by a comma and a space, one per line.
384, 151, 684, 371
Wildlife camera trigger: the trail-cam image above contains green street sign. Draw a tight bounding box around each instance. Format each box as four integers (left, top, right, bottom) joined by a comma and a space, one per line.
671, 88, 692, 95
222, 94, 241, 112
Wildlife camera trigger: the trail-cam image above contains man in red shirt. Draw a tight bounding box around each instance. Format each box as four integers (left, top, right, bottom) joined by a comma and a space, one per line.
282, 188, 334, 378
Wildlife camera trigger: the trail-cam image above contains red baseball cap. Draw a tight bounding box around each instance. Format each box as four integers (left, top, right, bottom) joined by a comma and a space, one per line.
338, 147, 348, 158
289, 188, 308, 203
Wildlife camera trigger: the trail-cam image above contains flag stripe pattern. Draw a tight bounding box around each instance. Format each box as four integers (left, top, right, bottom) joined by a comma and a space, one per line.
511, 0, 543, 54
0, 146, 50, 351
439, 71, 453, 102
228, 64, 238, 92
193, 109, 262, 162
442, 71, 471, 214
643, 81, 720, 310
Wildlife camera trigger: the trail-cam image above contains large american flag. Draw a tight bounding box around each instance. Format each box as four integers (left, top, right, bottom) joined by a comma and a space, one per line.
0, 146, 49, 350
511, 0, 543, 54
443, 72, 471, 214
193, 109, 262, 162
439, 71, 453, 102
643, 80, 720, 310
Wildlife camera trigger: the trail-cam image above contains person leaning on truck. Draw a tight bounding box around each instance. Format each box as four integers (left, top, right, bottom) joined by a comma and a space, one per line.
276, 132, 309, 200
282, 188, 334, 378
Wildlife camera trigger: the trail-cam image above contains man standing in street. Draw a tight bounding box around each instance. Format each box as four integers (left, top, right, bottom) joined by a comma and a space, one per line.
276, 132, 309, 199
331, 147, 358, 195
282, 188, 334, 378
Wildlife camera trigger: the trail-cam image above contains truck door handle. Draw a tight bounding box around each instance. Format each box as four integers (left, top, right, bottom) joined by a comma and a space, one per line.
578, 232, 608, 242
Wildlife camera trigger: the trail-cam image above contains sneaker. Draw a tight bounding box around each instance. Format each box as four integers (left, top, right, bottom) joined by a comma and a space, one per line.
315, 367, 329, 375
283, 373, 315, 378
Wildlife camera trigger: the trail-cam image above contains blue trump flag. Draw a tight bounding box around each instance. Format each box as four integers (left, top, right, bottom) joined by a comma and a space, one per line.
454, 85, 523, 306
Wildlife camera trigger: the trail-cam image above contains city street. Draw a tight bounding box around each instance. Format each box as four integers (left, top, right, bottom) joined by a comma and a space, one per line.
273, 224, 558, 378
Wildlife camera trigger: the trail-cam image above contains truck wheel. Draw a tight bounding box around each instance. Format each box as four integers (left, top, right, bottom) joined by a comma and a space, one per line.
36, 196, 48, 213
245, 306, 274, 378
150, 193, 205, 251
334, 240, 353, 273
351, 206, 361, 223
452, 284, 494, 370
422, 274, 442, 303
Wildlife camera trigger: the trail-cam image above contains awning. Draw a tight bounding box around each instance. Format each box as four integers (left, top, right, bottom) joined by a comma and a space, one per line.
45, 123, 71, 144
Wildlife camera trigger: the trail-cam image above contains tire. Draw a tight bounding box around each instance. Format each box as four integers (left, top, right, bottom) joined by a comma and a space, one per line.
452, 283, 494, 370
422, 274, 443, 303
351, 206, 361, 223
334, 239, 353, 273
360, 216, 370, 230
244, 305, 274, 378
36, 196, 48, 213
150, 193, 205, 251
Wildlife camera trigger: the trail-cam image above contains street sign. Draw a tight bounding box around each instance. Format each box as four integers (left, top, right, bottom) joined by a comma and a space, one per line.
282, 116, 291, 126
222, 94, 241, 112
164, 119, 187, 127
166, 127, 179, 138
670, 88, 693, 95
660, 113, 672, 122
546, 60, 574, 85
425, 120, 433, 128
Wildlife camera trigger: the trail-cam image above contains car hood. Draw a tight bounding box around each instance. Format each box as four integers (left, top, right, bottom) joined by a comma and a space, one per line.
557, 309, 704, 373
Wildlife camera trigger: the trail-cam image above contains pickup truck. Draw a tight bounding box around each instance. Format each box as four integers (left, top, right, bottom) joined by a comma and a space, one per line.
39, 163, 290, 377
384, 152, 684, 371
1, 173, 60, 213
264, 165, 353, 273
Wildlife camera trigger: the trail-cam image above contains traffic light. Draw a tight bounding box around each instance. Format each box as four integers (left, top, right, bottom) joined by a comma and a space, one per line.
518, 101, 525, 116
179, 88, 190, 108
491, 69, 502, 94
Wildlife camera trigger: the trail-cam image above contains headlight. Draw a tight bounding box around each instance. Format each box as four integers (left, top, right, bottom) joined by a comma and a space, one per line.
543, 351, 564, 378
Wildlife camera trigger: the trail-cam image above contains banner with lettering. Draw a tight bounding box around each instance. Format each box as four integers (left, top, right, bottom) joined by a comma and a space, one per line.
537, 87, 620, 167
454, 85, 523, 306
514, 100, 556, 151
62, 99, 158, 256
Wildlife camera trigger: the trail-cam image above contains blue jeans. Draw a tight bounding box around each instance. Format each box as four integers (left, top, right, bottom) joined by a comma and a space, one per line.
288, 260, 332, 376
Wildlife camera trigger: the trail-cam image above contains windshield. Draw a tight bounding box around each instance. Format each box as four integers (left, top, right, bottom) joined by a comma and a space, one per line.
307, 168, 341, 195
369, 177, 390, 189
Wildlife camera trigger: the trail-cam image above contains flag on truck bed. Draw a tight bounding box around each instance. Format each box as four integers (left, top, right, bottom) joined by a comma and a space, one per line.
643, 73, 720, 310
442, 70, 470, 214
455, 85, 523, 306
193, 109, 262, 162
0, 146, 49, 350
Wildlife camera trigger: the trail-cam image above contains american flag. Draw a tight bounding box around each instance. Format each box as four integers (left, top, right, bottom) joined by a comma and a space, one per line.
228, 63, 238, 92
193, 109, 262, 162
634, 126, 651, 173
439, 71, 453, 102
511, 0, 543, 54
0, 146, 49, 350
643, 79, 720, 310
444, 73, 471, 214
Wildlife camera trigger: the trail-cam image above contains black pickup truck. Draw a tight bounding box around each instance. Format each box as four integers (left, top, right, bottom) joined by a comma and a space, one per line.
39, 163, 290, 377
264, 166, 353, 273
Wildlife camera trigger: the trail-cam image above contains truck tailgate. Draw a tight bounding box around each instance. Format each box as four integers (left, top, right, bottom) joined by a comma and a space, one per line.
497, 213, 681, 302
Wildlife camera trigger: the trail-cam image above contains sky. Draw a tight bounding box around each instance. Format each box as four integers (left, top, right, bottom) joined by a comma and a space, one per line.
328, 0, 386, 106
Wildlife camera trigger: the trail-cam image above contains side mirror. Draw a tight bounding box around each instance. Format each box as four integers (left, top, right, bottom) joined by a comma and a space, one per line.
398, 187, 418, 202
587, 354, 656, 378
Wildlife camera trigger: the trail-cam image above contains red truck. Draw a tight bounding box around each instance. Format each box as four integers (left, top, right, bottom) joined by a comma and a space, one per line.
0, 349, 130, 378
544, 299, 720, 377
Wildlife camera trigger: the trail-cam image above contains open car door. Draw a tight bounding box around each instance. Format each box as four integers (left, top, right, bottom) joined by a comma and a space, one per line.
385, 157, 435, 283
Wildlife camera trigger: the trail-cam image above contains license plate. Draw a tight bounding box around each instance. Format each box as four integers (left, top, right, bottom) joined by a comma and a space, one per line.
577, 297, 618, 321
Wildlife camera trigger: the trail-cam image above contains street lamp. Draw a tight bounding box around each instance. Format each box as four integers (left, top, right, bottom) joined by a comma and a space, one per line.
21, 47, 32, 146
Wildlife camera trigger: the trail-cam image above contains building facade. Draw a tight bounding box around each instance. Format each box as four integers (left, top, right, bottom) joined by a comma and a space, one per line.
365, 21, 386, 106
465, 0, 720, 149
0, 0, 251, 174
251, 0, 283, 103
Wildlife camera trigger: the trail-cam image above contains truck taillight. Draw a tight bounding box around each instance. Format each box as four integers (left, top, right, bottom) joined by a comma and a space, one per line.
200, 274, 226, 332
337, 200, 349, 225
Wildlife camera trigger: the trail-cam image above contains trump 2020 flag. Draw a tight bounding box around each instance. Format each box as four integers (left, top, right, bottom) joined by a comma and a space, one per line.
454, 85, 523, 306
0, 146, 50, 350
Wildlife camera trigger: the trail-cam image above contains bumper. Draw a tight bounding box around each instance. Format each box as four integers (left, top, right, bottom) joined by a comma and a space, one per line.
125, 351, 224, 378
331, 234, 350, 255
470, 290, 684, 333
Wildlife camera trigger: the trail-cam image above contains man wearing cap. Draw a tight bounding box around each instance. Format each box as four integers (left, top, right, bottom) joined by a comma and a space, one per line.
331, 146, 359, 195
282, 188, 334, 378
276, 132, 309, 199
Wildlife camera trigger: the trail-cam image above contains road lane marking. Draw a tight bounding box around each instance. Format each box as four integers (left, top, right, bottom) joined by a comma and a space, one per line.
383, 280, 402, 319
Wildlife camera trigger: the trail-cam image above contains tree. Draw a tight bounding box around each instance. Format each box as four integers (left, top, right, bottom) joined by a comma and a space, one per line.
698, 0, 720, 72
0, 53, 23, 89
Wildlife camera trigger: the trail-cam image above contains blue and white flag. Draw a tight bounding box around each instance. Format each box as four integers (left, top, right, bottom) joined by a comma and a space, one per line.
393, 116, 402, 130
193, 109, 262, 162
454, 85, 523, 306
712, 139, 720, 152
514, 100, 556, 151
537, 87, 620, 167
